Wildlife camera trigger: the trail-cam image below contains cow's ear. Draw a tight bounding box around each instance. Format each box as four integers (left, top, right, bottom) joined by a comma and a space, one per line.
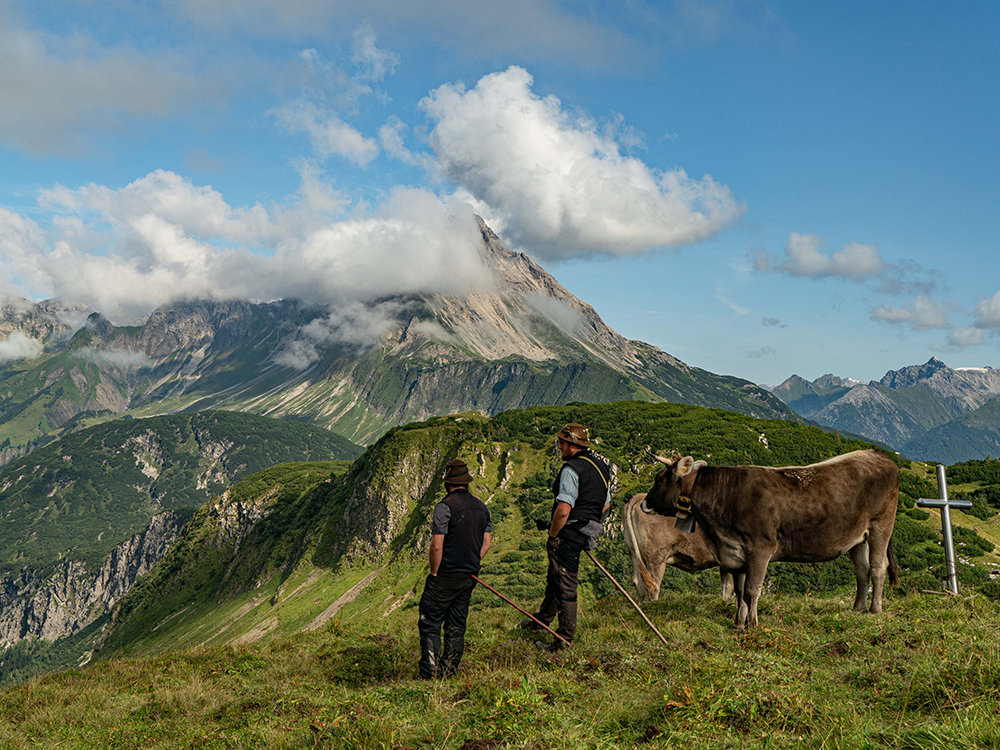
676, 456, 695, 476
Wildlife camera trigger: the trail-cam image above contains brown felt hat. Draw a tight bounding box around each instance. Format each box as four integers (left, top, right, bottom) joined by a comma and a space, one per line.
442, 459, 473, 485
556, 423, 589, 448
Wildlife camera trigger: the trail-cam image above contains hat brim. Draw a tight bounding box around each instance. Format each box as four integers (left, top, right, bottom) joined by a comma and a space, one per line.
557, 432, 589, 448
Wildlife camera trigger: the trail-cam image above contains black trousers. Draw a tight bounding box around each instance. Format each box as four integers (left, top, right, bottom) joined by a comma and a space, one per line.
535, 534, 584, 642
417, 574, 476, 679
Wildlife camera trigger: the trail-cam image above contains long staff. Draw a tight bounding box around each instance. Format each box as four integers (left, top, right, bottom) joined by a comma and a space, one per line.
584, 550, 669, 647
470, 574, 572, 648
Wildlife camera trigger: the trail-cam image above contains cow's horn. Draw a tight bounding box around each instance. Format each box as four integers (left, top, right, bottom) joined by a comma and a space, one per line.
645, 449, 671, 465
640, 498, 656, 514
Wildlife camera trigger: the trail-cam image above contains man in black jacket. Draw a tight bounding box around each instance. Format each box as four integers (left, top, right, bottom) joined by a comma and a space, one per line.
522, 423, 611, 651
417, 459, 493, 679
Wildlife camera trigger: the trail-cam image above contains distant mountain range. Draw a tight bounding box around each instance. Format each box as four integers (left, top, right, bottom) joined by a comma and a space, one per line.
0, 219, 794, 463
766, 358, 1000, 463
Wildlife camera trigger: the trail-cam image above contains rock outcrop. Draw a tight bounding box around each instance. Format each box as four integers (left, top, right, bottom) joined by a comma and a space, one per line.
0, 512, 182, 646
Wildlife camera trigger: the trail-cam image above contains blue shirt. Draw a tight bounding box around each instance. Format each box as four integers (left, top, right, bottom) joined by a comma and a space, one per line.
555, 465, 611, 509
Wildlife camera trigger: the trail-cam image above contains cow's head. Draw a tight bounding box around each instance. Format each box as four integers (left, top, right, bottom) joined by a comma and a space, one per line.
641, 453, 706, 517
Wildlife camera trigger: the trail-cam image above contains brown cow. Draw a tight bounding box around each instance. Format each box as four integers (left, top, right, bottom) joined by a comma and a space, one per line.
640, 449, 899, 630
623, 493, 734, 601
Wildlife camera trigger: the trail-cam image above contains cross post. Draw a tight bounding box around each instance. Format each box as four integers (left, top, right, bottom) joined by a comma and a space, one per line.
917, 464, 973, 595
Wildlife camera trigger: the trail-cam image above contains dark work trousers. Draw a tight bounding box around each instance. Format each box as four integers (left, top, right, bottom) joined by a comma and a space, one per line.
417, 574, 477, 679
535, 534, 585, 643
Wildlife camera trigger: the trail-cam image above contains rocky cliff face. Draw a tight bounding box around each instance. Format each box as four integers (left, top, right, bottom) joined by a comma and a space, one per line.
0, 512, 182, 646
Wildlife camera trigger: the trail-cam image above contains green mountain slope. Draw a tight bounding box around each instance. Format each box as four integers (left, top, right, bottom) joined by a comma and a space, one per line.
97, 400, 989, 664
0, 411, 361, 651
903, 397, 1000, 465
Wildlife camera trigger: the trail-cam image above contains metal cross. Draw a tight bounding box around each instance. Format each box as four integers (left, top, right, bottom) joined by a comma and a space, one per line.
917, 464, 973, 595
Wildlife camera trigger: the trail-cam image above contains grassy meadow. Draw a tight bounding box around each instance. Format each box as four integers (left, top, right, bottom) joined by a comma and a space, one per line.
1, 586, 998, 749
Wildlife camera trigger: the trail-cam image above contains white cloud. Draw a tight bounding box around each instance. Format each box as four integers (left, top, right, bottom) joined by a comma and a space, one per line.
715, 294, 749, 316
871, 296, 950, 331
754, 233, 884, 281
76, 347, 154, 370
948, 327, 985, 348
525, 292, 585, 334
272, 100, 379, 167
379, 116, 437, 172
0, 332, 43, 363
420, 66, 744, 259
973, 291, 1000, 329
274, 299, 407, 368
0, 171, 491, 322
747, 346, 777, 359
351, 23, 399, 83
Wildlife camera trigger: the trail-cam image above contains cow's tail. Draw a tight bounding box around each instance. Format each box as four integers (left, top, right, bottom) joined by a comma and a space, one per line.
623, 499, 659, 598
887, 535, 899, 586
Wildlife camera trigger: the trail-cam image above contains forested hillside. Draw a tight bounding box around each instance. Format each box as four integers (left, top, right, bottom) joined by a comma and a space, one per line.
0, 410, 361, 672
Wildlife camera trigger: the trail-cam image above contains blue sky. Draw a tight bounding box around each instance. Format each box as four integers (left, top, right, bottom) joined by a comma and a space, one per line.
0, 0, 997, 386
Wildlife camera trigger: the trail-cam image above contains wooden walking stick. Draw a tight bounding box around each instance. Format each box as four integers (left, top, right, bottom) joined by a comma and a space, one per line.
470, 574, 572, 648
584, 550, 669, 647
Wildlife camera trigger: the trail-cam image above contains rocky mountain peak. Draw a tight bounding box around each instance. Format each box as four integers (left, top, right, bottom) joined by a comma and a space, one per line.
879, 357, 949, 389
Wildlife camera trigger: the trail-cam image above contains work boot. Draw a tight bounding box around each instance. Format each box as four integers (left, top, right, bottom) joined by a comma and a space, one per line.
519, 616, 545, 631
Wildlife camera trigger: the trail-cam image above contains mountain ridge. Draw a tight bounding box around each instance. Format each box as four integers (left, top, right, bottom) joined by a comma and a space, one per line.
769, 358, 1000, 462
0, 218, 796, 456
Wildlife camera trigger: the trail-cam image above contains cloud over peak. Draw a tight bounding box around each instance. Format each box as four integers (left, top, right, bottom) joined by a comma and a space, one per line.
419, 66, 745, 260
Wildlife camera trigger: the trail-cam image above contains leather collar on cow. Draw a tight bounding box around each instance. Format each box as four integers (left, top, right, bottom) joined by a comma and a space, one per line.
674, 464, 700, 534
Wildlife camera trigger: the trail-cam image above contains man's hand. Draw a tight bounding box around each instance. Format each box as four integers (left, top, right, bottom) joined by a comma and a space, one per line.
535, 518, 552, 531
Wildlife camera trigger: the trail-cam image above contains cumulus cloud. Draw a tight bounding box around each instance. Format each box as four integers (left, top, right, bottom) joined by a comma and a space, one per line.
870, 296, 951, 331
747, 346, 777, 359
272, 100, 379, 166
1, 170, 491, 322
0, 332, 43, 363
420, 66, 744, 259
752, 233, 883, 281
948, 327, 985, 348
761, 317, 785, 328
973, 291, 1000, 329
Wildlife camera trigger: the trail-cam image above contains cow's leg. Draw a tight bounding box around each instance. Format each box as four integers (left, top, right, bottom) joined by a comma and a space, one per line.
629, 554, 648, 601
719, 569, 734, 601
739, 556, 770, 630
731, 569, 747, 628
848, 541, 871, 612
649, 558, 667, 601
867, 530, 891, 614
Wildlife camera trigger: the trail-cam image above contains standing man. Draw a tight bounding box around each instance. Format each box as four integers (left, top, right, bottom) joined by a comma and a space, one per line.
418, 459, 493, 679
522, 423, 611, 651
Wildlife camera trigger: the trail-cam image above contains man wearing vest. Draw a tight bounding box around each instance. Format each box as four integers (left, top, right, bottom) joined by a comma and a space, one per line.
417, 459, 493, 679
522, 423, 611, 652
